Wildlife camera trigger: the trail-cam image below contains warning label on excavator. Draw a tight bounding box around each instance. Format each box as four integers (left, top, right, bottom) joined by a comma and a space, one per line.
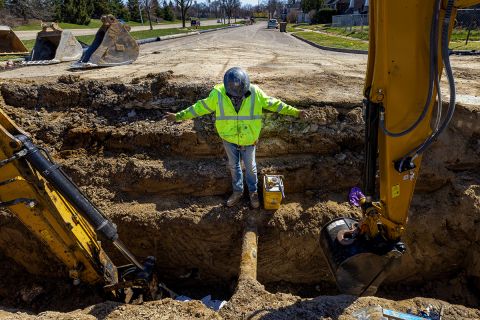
392, 185, 400, 198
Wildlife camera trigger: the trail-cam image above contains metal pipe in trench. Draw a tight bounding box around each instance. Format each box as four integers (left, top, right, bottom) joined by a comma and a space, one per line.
238, 220, 258, 281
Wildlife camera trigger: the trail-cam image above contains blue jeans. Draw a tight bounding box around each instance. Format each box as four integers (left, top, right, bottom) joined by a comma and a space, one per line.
223, 140, 258, 193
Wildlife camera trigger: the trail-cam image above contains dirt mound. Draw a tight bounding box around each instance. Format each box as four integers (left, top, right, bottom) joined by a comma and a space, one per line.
1, 280, 480, 319
0, 73, 478, 318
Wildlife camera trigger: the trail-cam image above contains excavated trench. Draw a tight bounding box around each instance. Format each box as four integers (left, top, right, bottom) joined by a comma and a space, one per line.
0, 72, 479, 317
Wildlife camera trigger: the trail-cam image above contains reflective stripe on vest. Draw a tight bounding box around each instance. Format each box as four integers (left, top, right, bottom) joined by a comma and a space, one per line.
268, 98, 274, 107
201, 100, 214, 113
217, 87, 261, 120
188, 106, 198, 117
276, 102, 285, 113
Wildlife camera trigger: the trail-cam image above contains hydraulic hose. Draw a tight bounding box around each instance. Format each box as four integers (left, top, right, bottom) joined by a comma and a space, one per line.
15, 135, 144, 270
432, 0, 443, 133
413, 0, 456, 155
398, 0, 456, 170
379, 0, 441, 138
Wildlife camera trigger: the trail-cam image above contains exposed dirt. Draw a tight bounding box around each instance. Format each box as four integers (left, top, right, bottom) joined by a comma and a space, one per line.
0, 67, 478, 319
1, 279, 480, 319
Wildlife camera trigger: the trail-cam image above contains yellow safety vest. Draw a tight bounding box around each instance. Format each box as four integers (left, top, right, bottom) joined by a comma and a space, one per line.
175, 84, 299, 146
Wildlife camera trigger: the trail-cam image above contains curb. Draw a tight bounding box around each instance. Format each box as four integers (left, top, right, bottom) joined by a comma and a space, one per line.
199, 24, 241, 34
136, 25, 242, 45
290, 33, 368, 55
449, 49, 480, 56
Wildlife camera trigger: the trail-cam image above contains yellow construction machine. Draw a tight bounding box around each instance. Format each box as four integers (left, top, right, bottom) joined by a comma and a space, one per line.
320, 0, 480, 296
0, 26, 29, 55
0, 109, 159, 303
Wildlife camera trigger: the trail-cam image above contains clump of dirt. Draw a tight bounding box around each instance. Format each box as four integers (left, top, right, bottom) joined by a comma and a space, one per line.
0, 73, 478, 318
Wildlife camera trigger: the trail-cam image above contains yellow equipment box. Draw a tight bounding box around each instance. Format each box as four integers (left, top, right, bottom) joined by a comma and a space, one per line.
263, 175, 285, 210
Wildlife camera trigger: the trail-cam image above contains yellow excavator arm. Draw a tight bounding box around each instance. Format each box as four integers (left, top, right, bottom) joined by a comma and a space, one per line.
320, 0, 480, 296
0, 108, 156, 301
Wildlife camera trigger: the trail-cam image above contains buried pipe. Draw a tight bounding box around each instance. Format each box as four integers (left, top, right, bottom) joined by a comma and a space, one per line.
238, 217, 259, 282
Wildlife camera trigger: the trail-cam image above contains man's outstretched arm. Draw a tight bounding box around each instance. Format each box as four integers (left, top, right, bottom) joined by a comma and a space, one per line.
165, 89, 218, 122
257, 88, 306, 119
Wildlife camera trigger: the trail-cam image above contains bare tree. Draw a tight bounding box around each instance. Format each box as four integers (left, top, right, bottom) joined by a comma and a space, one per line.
142, 0, 154, 29
175, 0, 193, 28
210, 0, 221, 18
221, 0, 239, 24
286, 8, 297, 23
267, 0, 277, 18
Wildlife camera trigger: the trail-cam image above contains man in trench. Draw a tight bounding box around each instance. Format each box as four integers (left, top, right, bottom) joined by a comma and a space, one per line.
165, 67, 306, 208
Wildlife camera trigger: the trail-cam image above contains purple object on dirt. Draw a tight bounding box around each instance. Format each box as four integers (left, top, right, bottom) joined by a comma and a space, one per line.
349, 187, 365, 207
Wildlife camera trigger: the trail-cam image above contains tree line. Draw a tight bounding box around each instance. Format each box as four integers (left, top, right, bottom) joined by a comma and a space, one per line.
1, 0, 177, 25
0, 0, 288, 27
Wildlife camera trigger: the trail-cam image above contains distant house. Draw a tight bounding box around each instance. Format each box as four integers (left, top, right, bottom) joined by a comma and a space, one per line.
326, 0, 368, 14
286, 0, 311, 23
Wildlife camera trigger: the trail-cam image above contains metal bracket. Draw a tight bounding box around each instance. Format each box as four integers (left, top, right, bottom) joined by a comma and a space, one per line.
0, 149, 28, 168
0, 198, 36, 208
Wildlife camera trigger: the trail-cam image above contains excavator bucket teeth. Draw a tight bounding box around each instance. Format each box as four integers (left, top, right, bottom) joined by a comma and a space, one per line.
0, 26, 29, 55
71, 15, 139, 69
27, 23, 82, 65
320, 217, 405, 296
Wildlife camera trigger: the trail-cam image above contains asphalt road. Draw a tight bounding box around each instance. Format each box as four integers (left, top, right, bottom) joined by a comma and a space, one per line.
2, 22, 479, 104
15, 19, 223, 41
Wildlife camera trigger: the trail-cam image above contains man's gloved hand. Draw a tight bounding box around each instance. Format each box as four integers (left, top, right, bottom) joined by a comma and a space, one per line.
163, 112, 177, 122
298, 110, 308, 120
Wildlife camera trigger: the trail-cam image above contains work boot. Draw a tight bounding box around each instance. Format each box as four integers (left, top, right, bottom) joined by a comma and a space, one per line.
249, 192, 260, 209
227, 191, 243, 207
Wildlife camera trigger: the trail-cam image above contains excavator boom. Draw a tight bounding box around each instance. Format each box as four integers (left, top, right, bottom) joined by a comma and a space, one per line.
0, 108, 156, 301
320, 0, 480, 295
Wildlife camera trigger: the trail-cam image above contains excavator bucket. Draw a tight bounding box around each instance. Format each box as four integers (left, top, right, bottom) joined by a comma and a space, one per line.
320, 217, 405, 296
25, 23, 82, 65
71, 15, 139, 69
0, 26, 29, 55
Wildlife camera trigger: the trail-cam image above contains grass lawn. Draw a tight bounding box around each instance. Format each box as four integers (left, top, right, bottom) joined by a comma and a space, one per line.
449, 41, 480, 51
193, 24, 228, 30
290, 24, 480, 51
450, 28, 480, 42
13, 19, 103, 31
322, 25, 369, 41
123, 24, 228, 41
22, 39, 35, 50
127, 28, 190, 40
294, 31, 369, 51
0, 55, 26, 62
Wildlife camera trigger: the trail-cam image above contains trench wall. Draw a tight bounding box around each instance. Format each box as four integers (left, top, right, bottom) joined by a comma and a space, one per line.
0, 73, 478, 303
